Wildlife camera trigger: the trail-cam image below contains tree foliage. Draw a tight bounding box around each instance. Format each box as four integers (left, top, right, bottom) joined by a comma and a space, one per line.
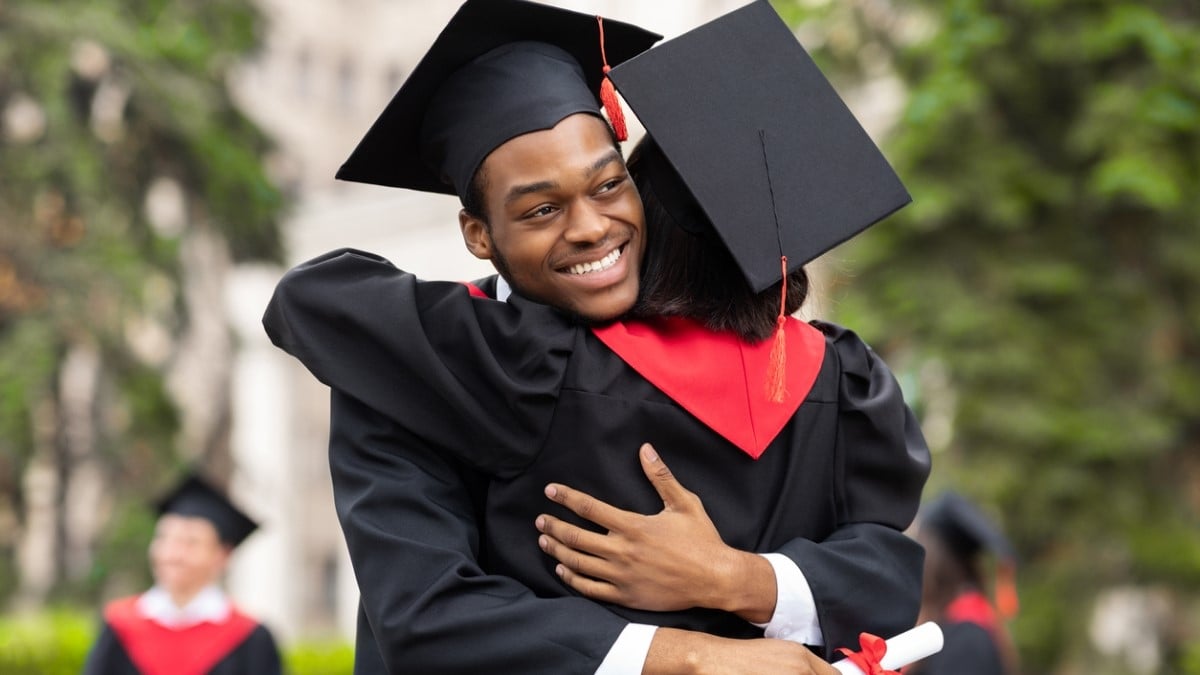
0, 0, 281, 604
776, 0, 1200, 670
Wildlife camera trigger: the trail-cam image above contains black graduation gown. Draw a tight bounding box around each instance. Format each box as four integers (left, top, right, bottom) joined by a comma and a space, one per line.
328, 390, 632, 675
907, 622, 1005, 675
264, 248, 931, 671
82, 597, 282, 675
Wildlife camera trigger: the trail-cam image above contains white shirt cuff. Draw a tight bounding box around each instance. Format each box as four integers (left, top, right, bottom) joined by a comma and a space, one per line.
752, 552, 824, 646
595, 623, 657, 675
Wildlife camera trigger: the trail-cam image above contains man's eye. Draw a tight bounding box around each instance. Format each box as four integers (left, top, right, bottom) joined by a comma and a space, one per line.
596, 178, 623, 194
527, 205, 556, 218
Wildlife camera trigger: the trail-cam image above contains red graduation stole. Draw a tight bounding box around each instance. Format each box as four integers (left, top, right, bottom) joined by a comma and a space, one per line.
945, 590, 1000, 636
457, 283, 827, 459
593, 316, 825, 459
104, 596, 258, 675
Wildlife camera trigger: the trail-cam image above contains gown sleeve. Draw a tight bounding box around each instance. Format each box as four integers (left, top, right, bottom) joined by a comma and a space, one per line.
263, 248, 577, 475
775, 322, 932, 659
329, 389, 630, 674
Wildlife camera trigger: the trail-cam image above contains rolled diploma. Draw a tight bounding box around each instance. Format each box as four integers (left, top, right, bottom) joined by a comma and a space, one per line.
831, 622, 945, 674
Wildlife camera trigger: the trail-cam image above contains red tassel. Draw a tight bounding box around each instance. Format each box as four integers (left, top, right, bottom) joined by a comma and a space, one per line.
596, 17, 628, 142
996, 562, 1019, 619
599, 70, 628, 141
765, 256, 789, 403
766, 315, 787, 403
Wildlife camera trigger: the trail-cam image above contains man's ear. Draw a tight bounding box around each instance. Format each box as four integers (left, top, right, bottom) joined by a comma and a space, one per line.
459, 210, 493, 261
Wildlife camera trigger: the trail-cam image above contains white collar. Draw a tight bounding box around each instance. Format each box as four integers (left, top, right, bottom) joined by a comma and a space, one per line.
495, 275, 513, 302
137, 585, 230, 629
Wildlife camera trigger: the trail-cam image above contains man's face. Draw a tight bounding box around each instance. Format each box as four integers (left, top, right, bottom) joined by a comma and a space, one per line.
149, 514, 229, 600
460, 113, 645, 323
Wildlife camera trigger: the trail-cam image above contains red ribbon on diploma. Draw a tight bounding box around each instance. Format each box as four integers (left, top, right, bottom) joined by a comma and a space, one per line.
836, 633, 899, 675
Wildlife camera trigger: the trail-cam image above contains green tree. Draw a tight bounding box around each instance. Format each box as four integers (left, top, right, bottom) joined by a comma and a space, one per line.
776, 0, 1200, 671
0, 0, 281, 607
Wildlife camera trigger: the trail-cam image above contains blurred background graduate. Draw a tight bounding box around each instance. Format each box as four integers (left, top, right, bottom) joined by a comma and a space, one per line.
82, 473, 282, 675
907, 491, 1019, 675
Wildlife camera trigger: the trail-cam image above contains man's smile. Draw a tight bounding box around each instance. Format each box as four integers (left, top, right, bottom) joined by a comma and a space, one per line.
563, 245, 624, 276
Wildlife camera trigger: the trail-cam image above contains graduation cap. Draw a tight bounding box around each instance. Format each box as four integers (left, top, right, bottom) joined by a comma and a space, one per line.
921, 491, 1019, 618
608, 0, 911, 294
922, 491, 1015, 562
335, 0, 661, 197
155, 473, 259, 548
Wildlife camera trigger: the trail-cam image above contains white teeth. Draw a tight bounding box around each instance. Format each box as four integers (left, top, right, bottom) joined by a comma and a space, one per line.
568, 247, 622, 275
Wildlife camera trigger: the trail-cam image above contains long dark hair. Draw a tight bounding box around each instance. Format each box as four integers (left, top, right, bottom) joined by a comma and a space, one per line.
628, 137, 808, 342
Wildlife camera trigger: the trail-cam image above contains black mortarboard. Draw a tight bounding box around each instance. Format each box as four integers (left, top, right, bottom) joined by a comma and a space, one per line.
336, 0, 661, 196
155, 473, 259, 548
609, 0, 910, 293
921, 491, 1015, 563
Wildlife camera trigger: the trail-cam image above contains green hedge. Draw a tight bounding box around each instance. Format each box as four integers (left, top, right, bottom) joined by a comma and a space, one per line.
0, 610, 353, 675
0, 611, 92, 675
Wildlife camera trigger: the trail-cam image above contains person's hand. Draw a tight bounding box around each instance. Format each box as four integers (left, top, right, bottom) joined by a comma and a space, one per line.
535, 443, 776, 621
644, 628, 838, 675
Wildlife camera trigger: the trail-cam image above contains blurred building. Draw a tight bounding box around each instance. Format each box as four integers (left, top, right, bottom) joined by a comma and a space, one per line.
223, 0, 752, 643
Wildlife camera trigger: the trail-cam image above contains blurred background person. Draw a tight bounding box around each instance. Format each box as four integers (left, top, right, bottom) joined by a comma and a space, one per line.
906, 491, 1019, 675
82, 473, 282, 675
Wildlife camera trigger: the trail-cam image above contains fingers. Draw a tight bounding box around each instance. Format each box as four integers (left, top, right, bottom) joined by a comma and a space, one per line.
638, 443, 692, 510
535, 513, 611, 556
551, 559, 621, 604
537, 529, 614, 581
536, 518, 623, 603
543, 482, 627, 529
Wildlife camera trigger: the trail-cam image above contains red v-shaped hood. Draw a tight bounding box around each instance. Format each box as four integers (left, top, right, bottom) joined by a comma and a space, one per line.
592, 316, 826, 459
104, 597, 257, 675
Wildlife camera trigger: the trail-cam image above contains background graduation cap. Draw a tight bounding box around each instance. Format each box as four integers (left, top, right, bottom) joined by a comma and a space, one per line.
155, 473, 259, 548
336, 0, 661, 196
921, 490, 1020, 618
608, 0, 910, 294
922, 491, 1016, 562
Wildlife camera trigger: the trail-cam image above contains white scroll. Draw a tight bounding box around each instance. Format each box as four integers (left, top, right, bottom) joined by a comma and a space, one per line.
831, 622, 945, 674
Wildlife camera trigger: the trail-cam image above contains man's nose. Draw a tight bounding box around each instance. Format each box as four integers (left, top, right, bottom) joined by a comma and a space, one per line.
562, 202, 609, 244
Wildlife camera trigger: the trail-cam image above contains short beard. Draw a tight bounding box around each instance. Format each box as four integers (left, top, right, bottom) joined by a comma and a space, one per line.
490, 247, 601, 326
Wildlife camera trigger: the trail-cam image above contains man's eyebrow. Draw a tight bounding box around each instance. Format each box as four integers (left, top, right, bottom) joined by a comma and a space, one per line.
505, 180, 557, 205
585, 150, 623, 178
503, 150, 624, 206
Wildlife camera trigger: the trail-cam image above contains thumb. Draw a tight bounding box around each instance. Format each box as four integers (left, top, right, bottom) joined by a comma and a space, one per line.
639, 443, 689, 509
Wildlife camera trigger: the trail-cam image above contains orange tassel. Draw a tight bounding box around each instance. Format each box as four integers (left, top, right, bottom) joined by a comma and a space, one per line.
996, 562, 1019, 619
766, 256, 789, 403
766, 315, 787, 403
596, 17, 628, 142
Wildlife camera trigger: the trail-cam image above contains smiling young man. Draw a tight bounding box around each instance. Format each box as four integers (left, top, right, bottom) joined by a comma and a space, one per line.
83, 474, 281, 675
270, 2, 687, 673
458, 112, 644, 323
